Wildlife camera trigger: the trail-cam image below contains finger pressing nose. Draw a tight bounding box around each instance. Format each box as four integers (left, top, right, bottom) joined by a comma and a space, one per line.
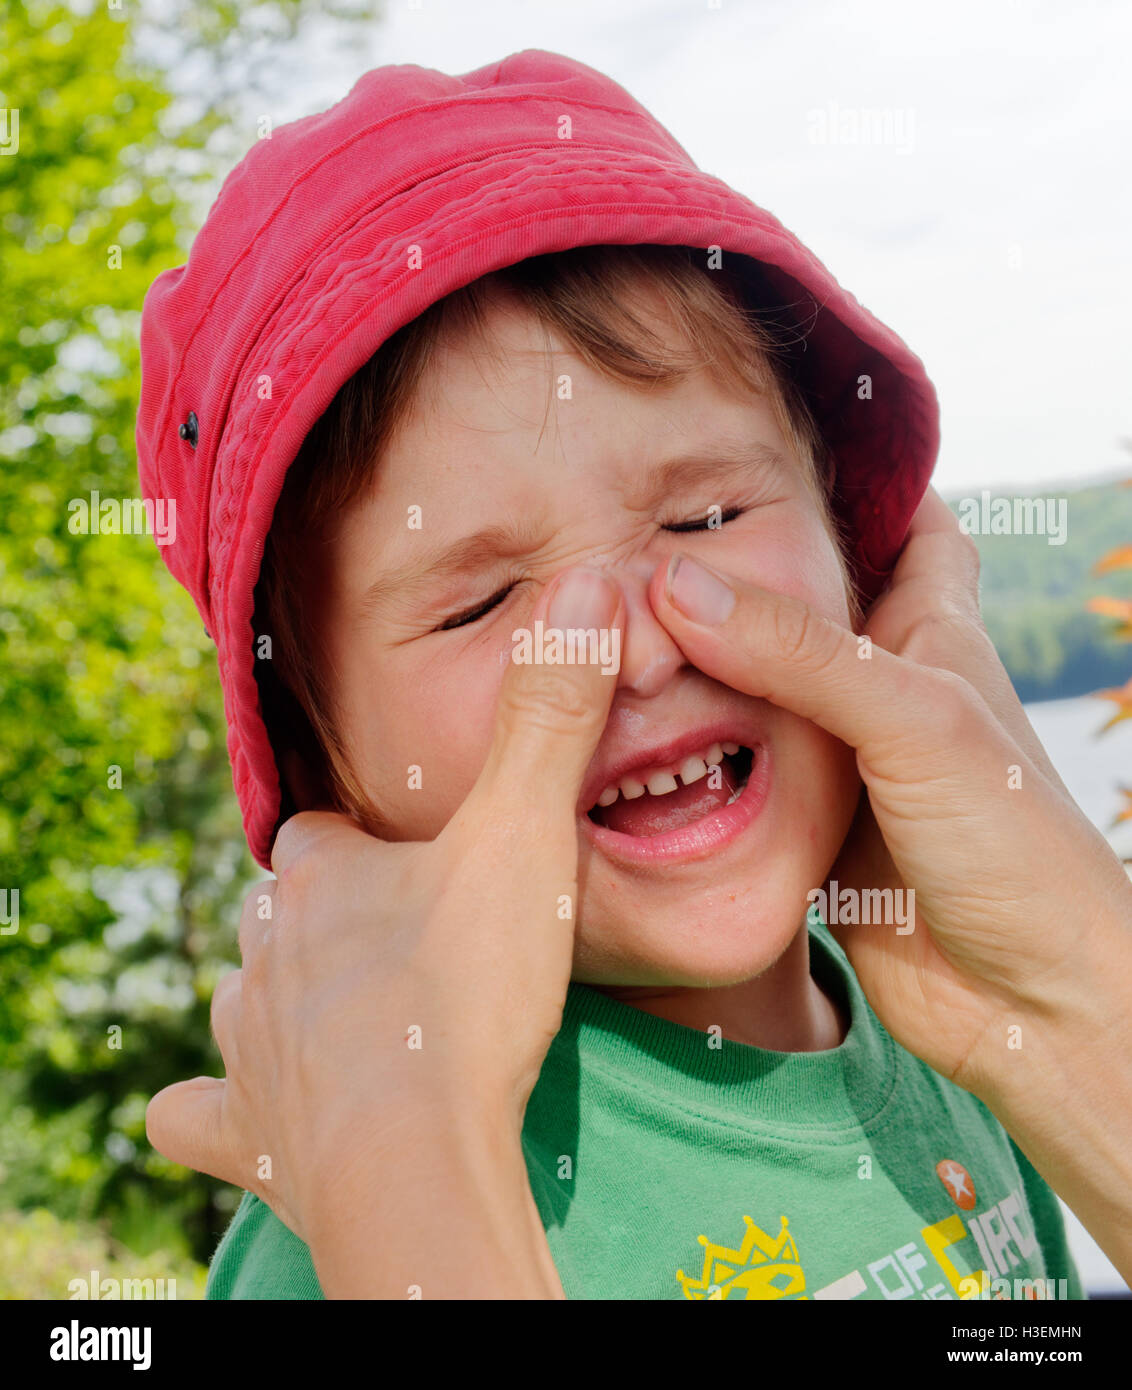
584, 553, 689, 697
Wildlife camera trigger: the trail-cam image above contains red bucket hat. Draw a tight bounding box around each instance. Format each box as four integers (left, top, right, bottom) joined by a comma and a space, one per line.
136, 48, 938, 869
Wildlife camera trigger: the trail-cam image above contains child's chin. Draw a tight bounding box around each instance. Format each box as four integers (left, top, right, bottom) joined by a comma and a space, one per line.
574, 912, 801, 991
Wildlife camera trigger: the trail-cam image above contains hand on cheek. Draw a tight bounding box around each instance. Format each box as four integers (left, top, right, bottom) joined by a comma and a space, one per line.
644, 534, 1132, 1125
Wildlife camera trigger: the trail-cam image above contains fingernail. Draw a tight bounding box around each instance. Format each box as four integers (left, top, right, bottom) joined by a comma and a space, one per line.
665, 554, 735, 625
549, 567, 618, 628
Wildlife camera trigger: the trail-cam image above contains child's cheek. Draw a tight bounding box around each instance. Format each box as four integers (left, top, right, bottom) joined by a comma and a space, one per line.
356, 653, 503, 840
725, 522, 851, 627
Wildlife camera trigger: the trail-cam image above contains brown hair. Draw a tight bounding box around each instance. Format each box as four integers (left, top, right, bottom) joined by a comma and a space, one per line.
256, 244, 855, 830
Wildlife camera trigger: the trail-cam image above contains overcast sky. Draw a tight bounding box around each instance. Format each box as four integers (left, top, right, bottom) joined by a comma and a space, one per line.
243, 0, 1131, 498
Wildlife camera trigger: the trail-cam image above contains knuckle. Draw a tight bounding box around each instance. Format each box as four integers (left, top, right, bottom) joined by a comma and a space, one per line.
237, 882, 277, 972
275, 846, 321, 902
268, 814, 305, 870
770, 596, 838, 672
241, 878, 275, 920
943, 532, 982, 608
924, 666, 980, 739
933, 528, 982, 597
501, 665, 598, 732
901, 597, 973, 661
903, 605, 952, 649
270, 810, 334, 877
954, 528, 982, 578
771, 597, 815, 662
210, 968, 241, 1023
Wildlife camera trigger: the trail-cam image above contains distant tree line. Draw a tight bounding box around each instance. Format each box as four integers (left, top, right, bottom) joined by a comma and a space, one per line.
948, 481, 1132, 704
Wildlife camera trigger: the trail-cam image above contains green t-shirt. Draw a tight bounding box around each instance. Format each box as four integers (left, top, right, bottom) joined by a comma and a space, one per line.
206, 912, 1084, 1300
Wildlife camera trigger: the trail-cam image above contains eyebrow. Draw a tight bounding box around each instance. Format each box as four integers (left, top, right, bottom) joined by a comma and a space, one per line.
359, 440, 791, 613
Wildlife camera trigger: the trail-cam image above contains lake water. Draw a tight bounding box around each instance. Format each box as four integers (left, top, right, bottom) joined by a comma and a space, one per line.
1020, 695, 1130, 1294
1025, 694, 1132, 861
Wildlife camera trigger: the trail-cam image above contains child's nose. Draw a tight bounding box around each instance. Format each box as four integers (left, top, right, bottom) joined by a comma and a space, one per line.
590, 555, 687, 698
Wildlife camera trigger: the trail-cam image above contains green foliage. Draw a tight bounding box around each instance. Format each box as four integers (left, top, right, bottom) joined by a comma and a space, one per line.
949, 481, 1132, 702
0, 1, 382, 1281
0, 0, 259, 1269
0, 1207, 206, 1300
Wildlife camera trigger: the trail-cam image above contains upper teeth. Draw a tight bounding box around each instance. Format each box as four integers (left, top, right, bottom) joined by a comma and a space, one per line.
594, 741, 742, 808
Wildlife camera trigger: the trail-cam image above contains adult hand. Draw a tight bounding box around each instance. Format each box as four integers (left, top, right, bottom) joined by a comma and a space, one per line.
145, 566, 623, 1296
650, 487, 1131, 1098
649, 487, 1132, 1280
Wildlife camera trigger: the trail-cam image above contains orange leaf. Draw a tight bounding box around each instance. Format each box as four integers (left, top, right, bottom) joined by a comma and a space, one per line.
1087, 596, 1132, 640
1087, 597, 1132, 617
1094, 681, 1132, 730
1094, 545, 1132, 575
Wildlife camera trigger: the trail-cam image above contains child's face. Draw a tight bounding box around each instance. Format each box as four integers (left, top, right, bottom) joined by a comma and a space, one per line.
306, 283, 861, 987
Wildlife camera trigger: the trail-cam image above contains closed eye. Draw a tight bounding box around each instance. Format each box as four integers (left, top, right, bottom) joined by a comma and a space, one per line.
437, 506, 747, 631
437, 583, 517, 631
662, 504, 746, 533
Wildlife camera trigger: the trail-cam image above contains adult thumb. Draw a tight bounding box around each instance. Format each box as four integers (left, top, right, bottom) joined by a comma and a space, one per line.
458, 566, 623, 840
146, 1076, 233, 1185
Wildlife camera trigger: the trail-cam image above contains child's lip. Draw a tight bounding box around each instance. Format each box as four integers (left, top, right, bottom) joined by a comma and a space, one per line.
578, 743, 771, 866
575, 717, 767, 817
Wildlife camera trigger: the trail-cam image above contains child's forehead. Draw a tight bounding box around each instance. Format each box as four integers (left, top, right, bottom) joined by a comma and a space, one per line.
368, 383, 796, 525
413, 299, 778, 440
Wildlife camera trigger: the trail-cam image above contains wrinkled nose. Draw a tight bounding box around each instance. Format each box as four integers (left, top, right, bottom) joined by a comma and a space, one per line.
588, 554, 688, 698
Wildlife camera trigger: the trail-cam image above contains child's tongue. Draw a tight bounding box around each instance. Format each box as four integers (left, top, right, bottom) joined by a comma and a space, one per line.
596, 775, 735, 837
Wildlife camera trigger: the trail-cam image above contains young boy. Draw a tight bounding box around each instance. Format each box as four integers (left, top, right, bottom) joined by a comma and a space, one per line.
137, 50, 1083, 1300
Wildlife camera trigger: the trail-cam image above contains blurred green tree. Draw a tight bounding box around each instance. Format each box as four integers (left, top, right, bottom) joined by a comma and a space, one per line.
0, 0, 377, 1271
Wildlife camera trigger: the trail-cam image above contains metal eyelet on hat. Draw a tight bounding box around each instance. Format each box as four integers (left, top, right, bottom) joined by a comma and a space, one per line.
178, 411, 199, 449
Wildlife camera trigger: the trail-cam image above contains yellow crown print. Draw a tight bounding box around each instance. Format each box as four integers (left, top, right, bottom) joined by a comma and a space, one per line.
677, 1214, 807, 1300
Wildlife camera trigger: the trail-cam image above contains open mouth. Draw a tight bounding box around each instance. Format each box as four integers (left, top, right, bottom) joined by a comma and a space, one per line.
586, 742, 755, 838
